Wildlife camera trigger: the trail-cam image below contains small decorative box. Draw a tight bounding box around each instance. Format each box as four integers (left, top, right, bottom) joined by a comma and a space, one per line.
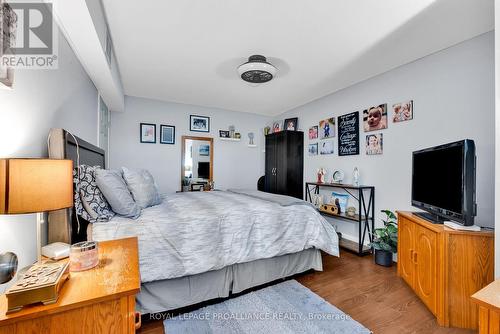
320, 204, 339, 215
69, 241, 99, 272
6, 261, 70, 313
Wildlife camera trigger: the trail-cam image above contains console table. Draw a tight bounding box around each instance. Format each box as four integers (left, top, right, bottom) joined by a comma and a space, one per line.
305, 182, 375, 256
397, 211, 494, 329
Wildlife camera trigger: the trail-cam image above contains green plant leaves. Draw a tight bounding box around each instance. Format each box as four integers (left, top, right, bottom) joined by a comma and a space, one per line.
374, 228, 386, 238
386, 223, 397, 234
381, 210, 397, 221
380, 243, 393, 251
371, 210, 398, 253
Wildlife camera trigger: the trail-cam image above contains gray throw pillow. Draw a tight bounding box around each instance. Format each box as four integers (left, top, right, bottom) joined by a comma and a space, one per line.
95, 169, 141, 219
121, 167, 162, 209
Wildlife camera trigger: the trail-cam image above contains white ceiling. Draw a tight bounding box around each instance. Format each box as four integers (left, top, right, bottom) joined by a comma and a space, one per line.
102, 0, 493, 116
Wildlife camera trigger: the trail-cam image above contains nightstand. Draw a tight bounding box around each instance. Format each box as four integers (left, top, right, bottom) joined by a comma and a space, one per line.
0, 237, 141, 334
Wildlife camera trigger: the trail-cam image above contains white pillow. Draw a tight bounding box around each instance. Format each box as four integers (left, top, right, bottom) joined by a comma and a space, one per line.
121, 167, 161, 209
95, 169, 141, 219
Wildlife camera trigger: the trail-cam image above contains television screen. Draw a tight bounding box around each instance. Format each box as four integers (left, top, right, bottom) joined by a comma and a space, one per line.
198, 162, 210, 179
412, 145, 463, 214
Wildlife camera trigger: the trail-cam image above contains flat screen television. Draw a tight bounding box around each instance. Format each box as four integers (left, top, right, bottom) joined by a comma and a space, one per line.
198, 162, 210, 179
411, 139, 476, 226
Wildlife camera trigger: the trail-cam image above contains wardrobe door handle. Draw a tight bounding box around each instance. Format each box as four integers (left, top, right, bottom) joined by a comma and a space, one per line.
413, 251, 418, 264
410, 249, 414, 261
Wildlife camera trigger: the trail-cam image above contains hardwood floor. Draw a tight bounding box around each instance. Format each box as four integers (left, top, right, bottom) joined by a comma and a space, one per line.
138, 251, 476, 334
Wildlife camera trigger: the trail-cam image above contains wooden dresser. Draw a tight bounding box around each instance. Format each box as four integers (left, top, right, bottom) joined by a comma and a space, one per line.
471, 279, 500, 333
397, 211, 494, 329
0, 237, 141, 334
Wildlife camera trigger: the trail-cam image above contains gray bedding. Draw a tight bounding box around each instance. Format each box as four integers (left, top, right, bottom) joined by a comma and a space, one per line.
227, 189, 314, 207
92, 190, 339, 283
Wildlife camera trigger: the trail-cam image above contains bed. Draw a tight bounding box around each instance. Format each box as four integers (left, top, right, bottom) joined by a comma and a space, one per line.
47, 128, 340, 314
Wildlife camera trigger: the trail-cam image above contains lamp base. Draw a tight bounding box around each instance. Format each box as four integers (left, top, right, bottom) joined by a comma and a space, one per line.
37, 212, 44, 263
0, 252, 18, 284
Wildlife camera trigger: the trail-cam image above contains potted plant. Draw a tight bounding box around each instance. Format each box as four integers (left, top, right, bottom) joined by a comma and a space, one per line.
369, 210, 397, 267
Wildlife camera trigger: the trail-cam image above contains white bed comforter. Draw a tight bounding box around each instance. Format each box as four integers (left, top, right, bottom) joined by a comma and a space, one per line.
92, 190, 339, 283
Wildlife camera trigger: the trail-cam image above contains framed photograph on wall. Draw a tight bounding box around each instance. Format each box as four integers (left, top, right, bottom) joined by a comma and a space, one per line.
160, 125, 175, 144
366, 133, 383, 155
308, 143, 318, 156
392, 100, 413, 122
320, 140, 334, 155
319, 118, 335, 139
308, 125, 318, 140
363, 104, 388, 132
199, 144, 210, 156
140, 123, 156, 143
190, 115, 210, 132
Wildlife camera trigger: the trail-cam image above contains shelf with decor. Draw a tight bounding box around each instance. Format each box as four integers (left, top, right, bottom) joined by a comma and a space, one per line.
339, 238, 371, 254
219, 137, 241, 142
315, 209, 364, 223
305, 182, 375, 256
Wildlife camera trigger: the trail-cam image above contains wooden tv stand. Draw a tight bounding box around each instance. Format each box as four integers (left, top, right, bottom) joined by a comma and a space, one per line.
396, 211, 494, 329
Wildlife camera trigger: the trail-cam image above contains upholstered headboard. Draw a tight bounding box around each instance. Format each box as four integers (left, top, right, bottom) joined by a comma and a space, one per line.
48, 128, 105, 244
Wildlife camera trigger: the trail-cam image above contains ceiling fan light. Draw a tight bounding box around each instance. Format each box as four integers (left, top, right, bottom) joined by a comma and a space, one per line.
237, 55, 277, 83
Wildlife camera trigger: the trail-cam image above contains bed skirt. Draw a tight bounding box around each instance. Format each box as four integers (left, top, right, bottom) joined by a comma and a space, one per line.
136, 248, 322, 314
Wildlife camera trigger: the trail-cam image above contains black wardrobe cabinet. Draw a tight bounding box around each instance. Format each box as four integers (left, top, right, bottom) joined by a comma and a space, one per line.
264, 130, 304, 199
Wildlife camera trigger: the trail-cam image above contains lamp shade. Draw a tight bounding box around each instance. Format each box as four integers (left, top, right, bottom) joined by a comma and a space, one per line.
0, 159, 73, 214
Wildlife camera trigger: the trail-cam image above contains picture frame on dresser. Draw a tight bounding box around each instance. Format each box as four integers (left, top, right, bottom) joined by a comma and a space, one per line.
160, 125, 175, 144
284, 117, 298, 131
140, 123, 156, 143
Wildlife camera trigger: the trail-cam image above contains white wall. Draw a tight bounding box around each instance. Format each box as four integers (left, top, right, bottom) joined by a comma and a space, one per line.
280, 32, 495, 243
495, 1, 500, 278
109, 96, 270, 193
0, 30, 98, 292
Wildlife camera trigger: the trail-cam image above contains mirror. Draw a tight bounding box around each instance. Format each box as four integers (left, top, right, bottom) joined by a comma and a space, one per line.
181, 136, 213, 191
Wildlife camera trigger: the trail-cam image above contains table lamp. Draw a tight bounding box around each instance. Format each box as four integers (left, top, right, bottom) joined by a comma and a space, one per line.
0, 159, 73, 283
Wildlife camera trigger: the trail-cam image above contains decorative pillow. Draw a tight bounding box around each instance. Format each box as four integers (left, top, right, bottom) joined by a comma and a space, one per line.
121, 167, 161, 209
95, 169, 141, 219
73, 165, 114, 223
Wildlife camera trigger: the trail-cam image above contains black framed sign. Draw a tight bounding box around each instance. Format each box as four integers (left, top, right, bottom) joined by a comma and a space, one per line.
337, 111, 359, 156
